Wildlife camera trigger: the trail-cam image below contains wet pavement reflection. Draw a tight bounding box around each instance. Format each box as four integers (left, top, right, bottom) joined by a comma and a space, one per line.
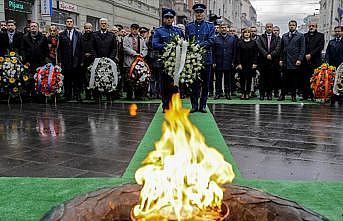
210, 104, 343, 181
0, 103, 158, 177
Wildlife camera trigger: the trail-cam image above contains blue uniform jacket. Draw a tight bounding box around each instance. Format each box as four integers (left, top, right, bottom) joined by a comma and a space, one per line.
325, 38, 343, 67
186, 20, 215, 65
213, 34, 236, 71
152, 25, 184, 52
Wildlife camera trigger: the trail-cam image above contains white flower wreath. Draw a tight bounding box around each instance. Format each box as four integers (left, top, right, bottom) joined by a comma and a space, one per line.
161, 35, 205, 86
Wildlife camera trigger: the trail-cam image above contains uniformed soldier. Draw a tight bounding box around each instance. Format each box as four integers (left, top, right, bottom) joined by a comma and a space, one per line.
186, 3, 215, 113
152, 8, 184, 112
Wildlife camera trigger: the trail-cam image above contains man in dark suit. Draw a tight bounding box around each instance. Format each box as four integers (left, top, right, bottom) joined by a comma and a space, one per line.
326, 26, 343, 68
82, 23, 95, 100
256, 23, 281, 100
92, 18, 117, 61
279, 20, 305, 102
57, 17, 83, 101
22, 22, 49, 71
1, 20, 23, 56
213, 23, 236, 100
21, 21, 49, 99
301, 22, 324, 101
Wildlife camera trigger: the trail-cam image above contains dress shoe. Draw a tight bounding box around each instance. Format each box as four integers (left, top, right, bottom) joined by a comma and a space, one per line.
259, 96, 264, 101
225, 94, 231, 100
300, 97, 308, 101
214, 95, 221, 100
199, 108, 207, 113
267, 95, 272, 100
190, 108, 198, 113
277, 95, 285, 101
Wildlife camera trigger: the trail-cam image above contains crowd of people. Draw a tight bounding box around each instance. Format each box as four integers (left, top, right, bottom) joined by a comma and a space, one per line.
0, 2, 342, 110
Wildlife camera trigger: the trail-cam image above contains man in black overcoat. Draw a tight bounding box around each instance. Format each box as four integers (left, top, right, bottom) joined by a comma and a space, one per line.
92, 18, 117, 61
256, 22, 281, 100
57, 17, 83, 101
1, 20, 23, 56
301, 22, 324, 101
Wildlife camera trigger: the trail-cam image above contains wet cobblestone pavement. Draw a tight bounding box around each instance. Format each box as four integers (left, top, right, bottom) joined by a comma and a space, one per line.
210, 104, 343, 181
0, 103, 158, 178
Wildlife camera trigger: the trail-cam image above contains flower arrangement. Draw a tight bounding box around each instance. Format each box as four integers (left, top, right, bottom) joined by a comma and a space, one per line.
0, 52, 30, 96
129, 56, 151, 89
34, 64, 64, 96
310, 63, 336, 102
88, 57, 118, 93
333, 63, 343, 96
161, 35, 205, 86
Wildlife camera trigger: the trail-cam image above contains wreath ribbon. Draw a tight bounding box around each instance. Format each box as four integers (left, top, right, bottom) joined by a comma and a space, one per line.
47, 64, 54, 92
129, 56, 143, 79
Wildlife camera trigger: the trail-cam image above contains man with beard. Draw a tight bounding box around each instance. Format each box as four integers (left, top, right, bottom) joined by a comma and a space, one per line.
2, 20, 23, 56
82, 23, 95, 100
57, 17, 83, 101
279, 20, 305, 102
301, 22, 324, 101
186, 3, 215, 113
152, 8, 183, 112
256, 23, 281, 100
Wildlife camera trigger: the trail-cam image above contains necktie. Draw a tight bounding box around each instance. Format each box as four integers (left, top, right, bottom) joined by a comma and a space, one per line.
9, 33, 14, 44
267, 35, 271, 52
68, 30, 73, 41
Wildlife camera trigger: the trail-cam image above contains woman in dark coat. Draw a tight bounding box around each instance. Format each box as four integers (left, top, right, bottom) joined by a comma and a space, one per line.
235, 28, 258, 99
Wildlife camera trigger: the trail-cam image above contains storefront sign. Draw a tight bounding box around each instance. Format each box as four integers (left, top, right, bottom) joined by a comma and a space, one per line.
58, 1, 78, 13
5, 0, 32, 13
41, 0, 52, 16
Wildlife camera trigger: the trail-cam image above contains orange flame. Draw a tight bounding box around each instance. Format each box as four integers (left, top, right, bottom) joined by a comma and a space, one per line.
129, 104, 138, 116
133, 93, 235, 220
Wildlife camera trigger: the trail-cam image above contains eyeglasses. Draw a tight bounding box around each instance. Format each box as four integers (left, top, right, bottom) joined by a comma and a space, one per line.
164, 16, 174, 19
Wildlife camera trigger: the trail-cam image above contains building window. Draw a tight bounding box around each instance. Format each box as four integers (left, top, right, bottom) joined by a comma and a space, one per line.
51, 8, 78, 29
87, 16, 100, 31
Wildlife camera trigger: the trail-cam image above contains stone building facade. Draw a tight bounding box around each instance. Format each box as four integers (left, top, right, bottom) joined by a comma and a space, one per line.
0, 0, 159, 31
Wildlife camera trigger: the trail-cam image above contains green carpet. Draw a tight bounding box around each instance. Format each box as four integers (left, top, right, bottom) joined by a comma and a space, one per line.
0, 178, 127, 221
207, 96, 319, 105
0, 100, 342, 221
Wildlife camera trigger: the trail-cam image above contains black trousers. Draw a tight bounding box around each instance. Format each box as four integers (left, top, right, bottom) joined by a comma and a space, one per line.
63, 66, 82, 99
191, 65, 211, 110
239, 68, 253, 95
215, 69, 232, 95
281, 69, 298, 96
160, 73, 178, 110
259, 65, 274, 96
301, 65, 315, 99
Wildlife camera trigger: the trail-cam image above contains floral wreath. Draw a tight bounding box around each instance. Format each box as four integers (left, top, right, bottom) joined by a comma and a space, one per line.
0, 51, 31, 96
34, 64, 64, 96
88, 57, 118, 93
161, 35, 205, 87
310, 63, 336, 102
128, 56, 151, 89
333, 63, 343, 96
